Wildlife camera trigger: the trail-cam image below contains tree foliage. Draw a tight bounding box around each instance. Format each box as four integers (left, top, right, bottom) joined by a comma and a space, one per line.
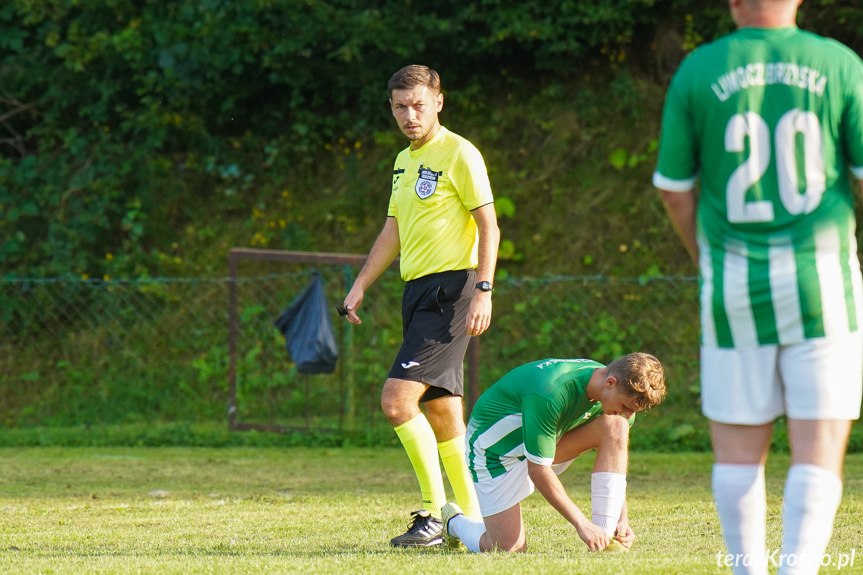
1, 0, 860, 277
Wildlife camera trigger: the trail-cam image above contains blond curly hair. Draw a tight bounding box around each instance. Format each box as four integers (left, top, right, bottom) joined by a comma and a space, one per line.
606, 352, 667, 411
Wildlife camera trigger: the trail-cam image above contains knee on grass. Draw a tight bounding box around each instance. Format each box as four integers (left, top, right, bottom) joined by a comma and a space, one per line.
483, 533, 526, 553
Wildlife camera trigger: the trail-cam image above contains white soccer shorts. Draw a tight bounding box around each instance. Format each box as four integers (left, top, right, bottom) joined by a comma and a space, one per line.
473, 459, 573, 518
701, 331, 863, 424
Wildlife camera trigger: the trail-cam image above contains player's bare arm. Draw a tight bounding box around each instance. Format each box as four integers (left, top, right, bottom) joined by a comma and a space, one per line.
343, 217, 400, 325
659, 189, 699, 265
527, 461, 611, 551
466, 203, 499, 336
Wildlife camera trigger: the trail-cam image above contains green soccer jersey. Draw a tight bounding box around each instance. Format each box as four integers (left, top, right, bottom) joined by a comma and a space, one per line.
654, 27, 863, 348
466, 359, 614, 483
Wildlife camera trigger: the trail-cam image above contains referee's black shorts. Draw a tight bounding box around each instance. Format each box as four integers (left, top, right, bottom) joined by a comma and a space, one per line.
388, 268, 476, 402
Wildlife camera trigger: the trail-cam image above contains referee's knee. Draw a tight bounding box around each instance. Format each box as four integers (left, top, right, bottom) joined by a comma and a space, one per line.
380, 395, 401, 423
381, 392, 415, 425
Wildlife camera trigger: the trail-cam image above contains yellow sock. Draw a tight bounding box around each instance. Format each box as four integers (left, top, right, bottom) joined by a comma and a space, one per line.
394, 414, 446, 518
438, 435, 482, 520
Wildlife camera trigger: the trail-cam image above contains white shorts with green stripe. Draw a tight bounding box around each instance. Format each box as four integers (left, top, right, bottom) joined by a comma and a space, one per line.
701, 330, 863, 424
473, 459, 573, 518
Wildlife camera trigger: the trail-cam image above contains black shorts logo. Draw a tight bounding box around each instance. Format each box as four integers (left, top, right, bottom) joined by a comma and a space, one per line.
415, 165, 441, 199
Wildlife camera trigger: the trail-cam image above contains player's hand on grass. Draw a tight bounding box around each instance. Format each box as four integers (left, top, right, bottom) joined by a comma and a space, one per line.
466, 291, 492, 336
614, 522, 635, 549
342, 288, 365, 325
575, 520, 610, 551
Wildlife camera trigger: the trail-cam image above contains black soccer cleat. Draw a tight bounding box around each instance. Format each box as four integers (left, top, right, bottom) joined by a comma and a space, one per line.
389, 509, 443, 548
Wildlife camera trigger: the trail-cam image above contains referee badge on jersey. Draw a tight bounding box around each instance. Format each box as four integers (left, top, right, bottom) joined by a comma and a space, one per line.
415, 165, 441, 199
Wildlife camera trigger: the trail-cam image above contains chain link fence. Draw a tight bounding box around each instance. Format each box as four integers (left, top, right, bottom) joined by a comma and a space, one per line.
0, 252, 700, 434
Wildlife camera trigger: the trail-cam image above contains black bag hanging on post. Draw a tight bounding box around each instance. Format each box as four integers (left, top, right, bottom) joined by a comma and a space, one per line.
273, 271, 338, 374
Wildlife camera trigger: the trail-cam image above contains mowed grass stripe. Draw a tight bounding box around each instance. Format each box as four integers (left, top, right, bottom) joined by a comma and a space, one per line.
0, 448, 861, 574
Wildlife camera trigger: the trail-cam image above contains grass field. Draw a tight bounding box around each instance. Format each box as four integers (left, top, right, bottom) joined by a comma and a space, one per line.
1, 447, 862, 574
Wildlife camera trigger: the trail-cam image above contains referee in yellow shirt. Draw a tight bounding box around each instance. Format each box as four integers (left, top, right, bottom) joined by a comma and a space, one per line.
342, 64, 500, 548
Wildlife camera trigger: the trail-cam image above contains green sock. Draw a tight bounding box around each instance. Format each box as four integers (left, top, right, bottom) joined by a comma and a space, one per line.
438, 435, 482, 520
394, 414, 446, 517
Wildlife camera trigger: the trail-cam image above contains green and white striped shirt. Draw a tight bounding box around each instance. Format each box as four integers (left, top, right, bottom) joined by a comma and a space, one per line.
467, 359, 606, 482
654, 27, 863, 348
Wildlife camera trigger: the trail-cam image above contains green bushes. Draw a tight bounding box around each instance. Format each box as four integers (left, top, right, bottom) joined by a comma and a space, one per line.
4, 0, 675, 276
6, 0, 857, 278
2, 0, 862, 441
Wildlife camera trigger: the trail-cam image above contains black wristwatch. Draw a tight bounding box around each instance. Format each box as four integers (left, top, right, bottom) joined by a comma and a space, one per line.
475, 281, 493, 292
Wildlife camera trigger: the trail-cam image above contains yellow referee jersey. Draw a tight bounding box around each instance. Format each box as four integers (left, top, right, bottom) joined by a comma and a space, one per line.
387, 127, 494, 281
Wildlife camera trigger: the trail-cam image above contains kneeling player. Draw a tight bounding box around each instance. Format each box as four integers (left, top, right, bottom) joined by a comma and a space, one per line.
442, 353, 666, 552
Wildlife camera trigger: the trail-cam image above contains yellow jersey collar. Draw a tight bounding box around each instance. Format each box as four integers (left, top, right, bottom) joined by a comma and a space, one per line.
409, 126, 448, 156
